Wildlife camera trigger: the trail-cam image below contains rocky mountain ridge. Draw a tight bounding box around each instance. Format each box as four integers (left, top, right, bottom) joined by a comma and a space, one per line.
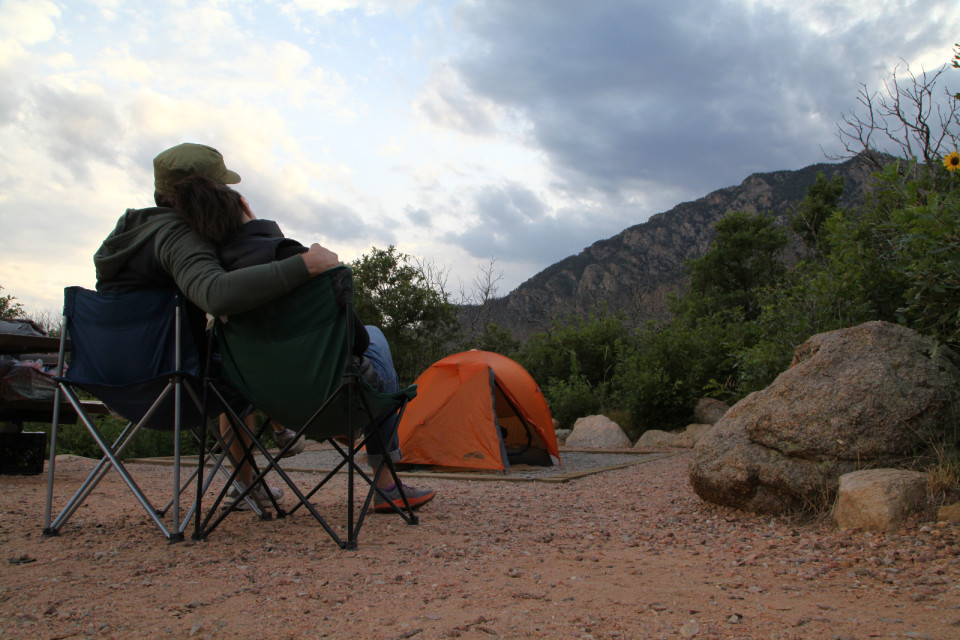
473, 155, 881, 340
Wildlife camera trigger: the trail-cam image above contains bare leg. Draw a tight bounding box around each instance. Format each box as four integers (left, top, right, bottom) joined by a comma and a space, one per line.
219, 413, 258, 486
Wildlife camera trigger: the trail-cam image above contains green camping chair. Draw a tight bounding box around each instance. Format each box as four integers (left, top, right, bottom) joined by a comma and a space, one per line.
194, 266, 420, 549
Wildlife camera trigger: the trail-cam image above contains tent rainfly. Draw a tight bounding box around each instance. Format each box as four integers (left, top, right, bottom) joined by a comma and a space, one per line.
397, 350, 560, 472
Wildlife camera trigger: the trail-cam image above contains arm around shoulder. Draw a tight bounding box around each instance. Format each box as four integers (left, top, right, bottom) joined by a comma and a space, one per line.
155, 221, 312, 316
301, 243, 340, 276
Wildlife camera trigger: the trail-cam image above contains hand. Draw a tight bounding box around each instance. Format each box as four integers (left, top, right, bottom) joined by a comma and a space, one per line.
301, 243, 340, 276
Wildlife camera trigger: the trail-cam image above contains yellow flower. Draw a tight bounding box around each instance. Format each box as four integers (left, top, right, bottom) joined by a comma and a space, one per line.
944, 151, 960, 172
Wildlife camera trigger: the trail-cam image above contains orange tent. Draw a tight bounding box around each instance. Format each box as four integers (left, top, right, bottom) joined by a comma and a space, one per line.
397, 351, 560, 471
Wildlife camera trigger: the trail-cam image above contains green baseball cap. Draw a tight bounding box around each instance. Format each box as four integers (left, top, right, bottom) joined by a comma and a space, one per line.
153, 142, 241, 196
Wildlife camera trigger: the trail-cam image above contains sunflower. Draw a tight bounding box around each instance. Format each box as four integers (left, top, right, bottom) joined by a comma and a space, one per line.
944, 151, 960, 172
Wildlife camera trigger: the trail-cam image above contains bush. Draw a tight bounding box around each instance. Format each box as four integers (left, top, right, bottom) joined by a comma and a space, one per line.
543, 374, 602, 430
517, 310, 631, 391
35, 415, 205, 460
612, 309, 753, 433
613, 360, 689, 437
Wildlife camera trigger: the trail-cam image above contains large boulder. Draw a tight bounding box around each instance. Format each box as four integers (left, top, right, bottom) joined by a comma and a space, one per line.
690, 321, 960, 514
566, 415, 631, 449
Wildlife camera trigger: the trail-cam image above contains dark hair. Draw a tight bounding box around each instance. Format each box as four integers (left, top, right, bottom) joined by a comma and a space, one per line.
166, 174, 249, 245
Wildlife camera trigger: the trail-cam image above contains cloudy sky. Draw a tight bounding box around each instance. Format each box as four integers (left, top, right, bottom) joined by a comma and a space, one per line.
1, 0, 957, 315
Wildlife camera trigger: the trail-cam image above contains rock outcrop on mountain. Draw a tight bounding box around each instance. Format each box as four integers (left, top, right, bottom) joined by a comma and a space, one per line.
474, 156, 880, 339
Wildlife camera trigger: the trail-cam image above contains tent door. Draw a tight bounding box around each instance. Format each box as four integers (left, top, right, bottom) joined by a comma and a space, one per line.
492, 381, 553, 467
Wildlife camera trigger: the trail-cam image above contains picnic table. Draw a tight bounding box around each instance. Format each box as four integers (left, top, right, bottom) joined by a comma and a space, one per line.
0, 333, 107, 427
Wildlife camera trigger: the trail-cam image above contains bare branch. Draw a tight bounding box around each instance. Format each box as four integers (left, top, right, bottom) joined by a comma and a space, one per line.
829, 59, 959, 182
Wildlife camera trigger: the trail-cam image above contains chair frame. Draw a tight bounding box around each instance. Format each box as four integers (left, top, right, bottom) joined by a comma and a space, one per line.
42, 287, 241, 542
193, 269, 420, 549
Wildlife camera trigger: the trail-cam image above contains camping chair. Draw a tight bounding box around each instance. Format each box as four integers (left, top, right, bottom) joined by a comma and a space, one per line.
195, 266, 420, 549
42, 286, 236, 542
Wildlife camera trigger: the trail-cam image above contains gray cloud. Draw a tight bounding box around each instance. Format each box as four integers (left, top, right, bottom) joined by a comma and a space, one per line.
31, 86, 123, 181
414, 0, 960, 273
444, 0, 955, 200
406, 206, 432, 227
238, 180, 397, 249
445, 181, 601, 266
0, 69, 22, 126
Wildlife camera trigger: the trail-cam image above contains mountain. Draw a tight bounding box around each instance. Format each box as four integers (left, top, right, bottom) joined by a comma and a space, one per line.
472, 155, 881, 340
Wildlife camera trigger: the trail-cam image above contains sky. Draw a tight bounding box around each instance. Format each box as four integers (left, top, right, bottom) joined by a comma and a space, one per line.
1, 0, 958, 316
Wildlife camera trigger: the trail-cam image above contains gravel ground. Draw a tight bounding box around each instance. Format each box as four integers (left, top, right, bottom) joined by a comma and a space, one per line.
1, 450, 959, 639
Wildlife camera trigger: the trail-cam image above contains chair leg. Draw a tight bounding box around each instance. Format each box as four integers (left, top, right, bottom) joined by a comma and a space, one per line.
46, 383, 198, 541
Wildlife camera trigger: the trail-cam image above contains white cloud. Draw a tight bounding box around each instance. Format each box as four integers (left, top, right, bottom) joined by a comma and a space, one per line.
2, 0, 960, 317
90, 0, 123, 22
379, 136, 402, 156
415, 65, 501, 136
282, 0, 421, 17
0, 0, 60, 44
100, 44, 155, 85
230, 41, 354, 115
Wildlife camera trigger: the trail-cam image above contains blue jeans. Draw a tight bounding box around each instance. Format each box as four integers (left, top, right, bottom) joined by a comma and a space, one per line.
361, 326, 401, 466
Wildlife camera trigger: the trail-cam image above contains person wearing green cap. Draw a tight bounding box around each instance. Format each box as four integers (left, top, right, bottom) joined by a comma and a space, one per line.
94, 142, 339, 316
93, 143, 340, 510
164, 172, 436, 515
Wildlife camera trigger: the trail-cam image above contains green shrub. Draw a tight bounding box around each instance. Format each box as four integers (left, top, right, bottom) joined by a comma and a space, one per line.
34, 415, 205, 460
544, 374, 602, 430
613, 359, 690, 436
517, 310, 631, 391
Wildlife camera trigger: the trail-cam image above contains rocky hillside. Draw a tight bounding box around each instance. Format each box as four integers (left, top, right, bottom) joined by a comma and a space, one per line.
473, 155, 881, 340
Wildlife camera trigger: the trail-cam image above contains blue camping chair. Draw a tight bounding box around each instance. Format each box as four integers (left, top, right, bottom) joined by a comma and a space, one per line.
43, 286, 226, 541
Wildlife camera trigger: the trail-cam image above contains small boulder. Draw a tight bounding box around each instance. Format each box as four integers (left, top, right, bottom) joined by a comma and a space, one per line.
832, 468, 928, 531
635, 429, 677, 447
554, 428, 572, 446
566, 415, 631, 449
693, 398, 730, 425
673, 423, 713, 448
937, 502, 960, 523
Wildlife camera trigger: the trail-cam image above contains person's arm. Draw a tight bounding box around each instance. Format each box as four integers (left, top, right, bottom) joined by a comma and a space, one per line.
156, 221, 319, 316
301, 243, 340, 276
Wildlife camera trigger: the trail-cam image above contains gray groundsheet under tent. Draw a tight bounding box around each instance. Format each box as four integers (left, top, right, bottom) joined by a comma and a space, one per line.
132, 445, 680, 484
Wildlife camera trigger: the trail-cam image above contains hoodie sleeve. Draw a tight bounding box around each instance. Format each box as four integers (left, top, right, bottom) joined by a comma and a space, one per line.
154, 219, 311, 316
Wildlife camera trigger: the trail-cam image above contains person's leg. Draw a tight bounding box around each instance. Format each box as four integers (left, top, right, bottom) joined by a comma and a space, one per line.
360, 327, 435, 512
360, 326, 400, 487
219, 413, 256, 486
218, 413, 283, 507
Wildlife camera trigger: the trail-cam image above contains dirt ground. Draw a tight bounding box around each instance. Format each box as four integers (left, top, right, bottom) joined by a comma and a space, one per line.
1, 450, 959, 640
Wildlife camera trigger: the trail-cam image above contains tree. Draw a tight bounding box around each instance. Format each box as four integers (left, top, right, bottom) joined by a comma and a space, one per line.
455, 258, 519, 353
350, 246, 460, 384
953, 43, 960, 100
1, 286, 24, 320
789, 172, 845, 256
736, 153, 960, 400
467, 322, 519, 356
684, 211, 788, 321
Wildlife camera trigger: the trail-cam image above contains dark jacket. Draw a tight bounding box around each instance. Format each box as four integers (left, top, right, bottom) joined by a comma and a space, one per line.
219, 220, 370, 356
